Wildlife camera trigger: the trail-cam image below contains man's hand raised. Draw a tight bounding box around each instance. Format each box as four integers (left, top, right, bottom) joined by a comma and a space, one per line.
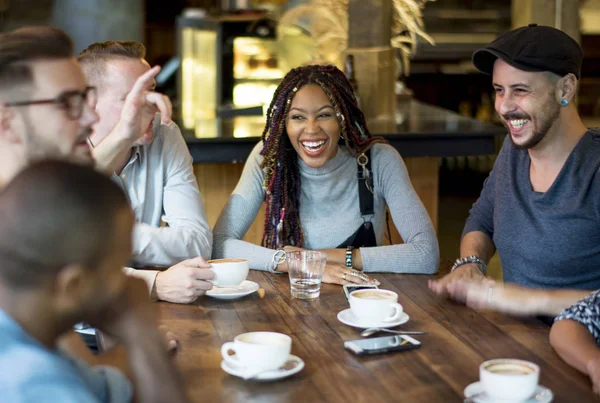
155, 257, 214, 304
116, 65, 172, 144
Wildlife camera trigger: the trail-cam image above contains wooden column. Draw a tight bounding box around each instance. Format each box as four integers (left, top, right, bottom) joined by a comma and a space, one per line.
345, 0, 396, 123
511, 0, 580, 42
348, 0, 392, 48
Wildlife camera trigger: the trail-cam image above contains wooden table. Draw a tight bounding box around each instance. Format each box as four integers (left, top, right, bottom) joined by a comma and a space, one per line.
157, 269, 595, 402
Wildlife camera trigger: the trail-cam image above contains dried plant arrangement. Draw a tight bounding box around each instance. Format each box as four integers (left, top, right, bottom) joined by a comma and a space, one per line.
278, 0, 435, 75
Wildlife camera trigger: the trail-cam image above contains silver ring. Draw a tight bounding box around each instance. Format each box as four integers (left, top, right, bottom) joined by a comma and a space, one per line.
342, 272, 348, 281
487, 286, 494, 304
349, 271, 369, 282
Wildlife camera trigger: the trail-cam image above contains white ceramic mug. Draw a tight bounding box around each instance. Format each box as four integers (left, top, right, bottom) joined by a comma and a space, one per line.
207, 258, 249, 287
221, 332, 292, 371
480, 359, 540, 400
349, 289, 403, 324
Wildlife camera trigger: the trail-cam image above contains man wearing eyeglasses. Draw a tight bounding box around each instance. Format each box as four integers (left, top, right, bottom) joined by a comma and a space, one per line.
0, 28, 98, 187
77, 41, 214, 304
0, 26, 214, 304
0, 27, 189, 403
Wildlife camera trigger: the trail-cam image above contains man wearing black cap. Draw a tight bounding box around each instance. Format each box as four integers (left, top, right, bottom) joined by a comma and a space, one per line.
430, 24, 600, 297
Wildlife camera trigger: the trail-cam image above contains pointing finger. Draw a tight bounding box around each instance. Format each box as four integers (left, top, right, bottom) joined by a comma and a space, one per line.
129, 65, 161, 100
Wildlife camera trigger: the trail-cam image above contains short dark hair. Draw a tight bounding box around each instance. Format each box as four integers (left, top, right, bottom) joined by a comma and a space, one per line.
0, 160, 130, 289
0, 26, 73, 101
77, 41, 146, 88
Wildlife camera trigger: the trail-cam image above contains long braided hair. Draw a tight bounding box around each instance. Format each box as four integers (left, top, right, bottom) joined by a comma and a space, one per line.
260, 64, 386, 249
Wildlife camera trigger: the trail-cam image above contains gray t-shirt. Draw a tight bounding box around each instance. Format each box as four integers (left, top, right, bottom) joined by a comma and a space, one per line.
213, 142, 439, 273
463, 130, 600, 289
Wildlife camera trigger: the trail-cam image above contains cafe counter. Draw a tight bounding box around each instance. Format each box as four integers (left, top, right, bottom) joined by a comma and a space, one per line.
181, 100, 505, 245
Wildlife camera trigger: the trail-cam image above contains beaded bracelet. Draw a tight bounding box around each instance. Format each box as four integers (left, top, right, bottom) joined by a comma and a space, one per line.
451, 255, 487, 276
345, 246, 354, 269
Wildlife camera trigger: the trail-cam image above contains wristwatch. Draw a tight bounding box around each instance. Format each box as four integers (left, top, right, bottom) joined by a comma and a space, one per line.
451, 255, 487, 275
269, 249, 287, 274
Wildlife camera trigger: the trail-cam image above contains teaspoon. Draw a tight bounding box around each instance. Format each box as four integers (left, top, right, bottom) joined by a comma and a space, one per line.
360, 327, 426, 337
242, 359, 299, 380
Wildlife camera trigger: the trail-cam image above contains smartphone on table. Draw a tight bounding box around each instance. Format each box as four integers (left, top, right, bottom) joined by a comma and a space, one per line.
343, 283, 378, 299
344, 335, 421, 356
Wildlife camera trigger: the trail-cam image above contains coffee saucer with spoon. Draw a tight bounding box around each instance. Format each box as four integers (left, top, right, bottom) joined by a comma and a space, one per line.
360, 327, 426, 337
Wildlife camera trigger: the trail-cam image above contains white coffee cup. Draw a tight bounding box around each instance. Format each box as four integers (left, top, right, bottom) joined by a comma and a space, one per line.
349, 289, 403, 324
207, 258, 249, 287
221, 332, 292, 371
480, 359, 540, 400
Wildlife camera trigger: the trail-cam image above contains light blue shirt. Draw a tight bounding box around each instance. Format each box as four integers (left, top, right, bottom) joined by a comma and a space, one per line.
0, 310, 132, 403
112, 116, 212, 268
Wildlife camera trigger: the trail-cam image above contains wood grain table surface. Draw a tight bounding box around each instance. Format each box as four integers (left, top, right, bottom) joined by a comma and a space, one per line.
157, 267, 595, 402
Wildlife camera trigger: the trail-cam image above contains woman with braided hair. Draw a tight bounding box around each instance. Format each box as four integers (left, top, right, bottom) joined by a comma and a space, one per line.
213, 64, 439, 285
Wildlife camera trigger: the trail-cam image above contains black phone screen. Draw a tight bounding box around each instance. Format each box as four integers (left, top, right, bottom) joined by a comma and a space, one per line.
344, 335, 421, 356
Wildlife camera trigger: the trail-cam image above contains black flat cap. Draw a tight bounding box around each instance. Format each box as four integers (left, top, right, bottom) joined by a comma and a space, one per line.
472, 23, 583, 79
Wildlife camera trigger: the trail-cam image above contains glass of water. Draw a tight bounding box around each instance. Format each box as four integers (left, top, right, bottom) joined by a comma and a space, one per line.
286, 251, 327, 299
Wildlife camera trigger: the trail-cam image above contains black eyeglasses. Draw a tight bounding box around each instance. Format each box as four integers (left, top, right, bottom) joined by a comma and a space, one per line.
6, 86, 97, 120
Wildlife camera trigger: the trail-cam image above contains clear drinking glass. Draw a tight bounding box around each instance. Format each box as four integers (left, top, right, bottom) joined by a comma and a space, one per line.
286, 251, 327, 299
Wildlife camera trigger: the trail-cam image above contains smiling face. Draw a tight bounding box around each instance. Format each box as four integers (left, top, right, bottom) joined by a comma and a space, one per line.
285, 84, 341, 168
492, 59, 561, 150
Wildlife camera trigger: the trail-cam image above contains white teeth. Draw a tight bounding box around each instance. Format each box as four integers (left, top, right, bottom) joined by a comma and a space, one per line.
301, 140, 326, 151
509, 119, 528, 129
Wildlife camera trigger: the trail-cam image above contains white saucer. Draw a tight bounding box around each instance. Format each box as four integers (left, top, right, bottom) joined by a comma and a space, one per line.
206, 280, 259, 300
336, 308, 410, 329
464, 382, 553, 403
221, 354, 304, 381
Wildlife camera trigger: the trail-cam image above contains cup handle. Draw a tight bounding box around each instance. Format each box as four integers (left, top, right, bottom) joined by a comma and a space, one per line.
383, 303, 403, 322
221, 342, 239, 365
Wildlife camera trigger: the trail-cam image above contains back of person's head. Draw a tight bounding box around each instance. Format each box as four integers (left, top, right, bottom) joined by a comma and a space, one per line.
77, 40, 146, 89
0, 26, 73, 101
0, 160, 130, 289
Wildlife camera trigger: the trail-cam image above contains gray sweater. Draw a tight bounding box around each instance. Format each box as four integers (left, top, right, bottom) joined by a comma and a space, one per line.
213, 142, 439, 273
464, 130, 600, 290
